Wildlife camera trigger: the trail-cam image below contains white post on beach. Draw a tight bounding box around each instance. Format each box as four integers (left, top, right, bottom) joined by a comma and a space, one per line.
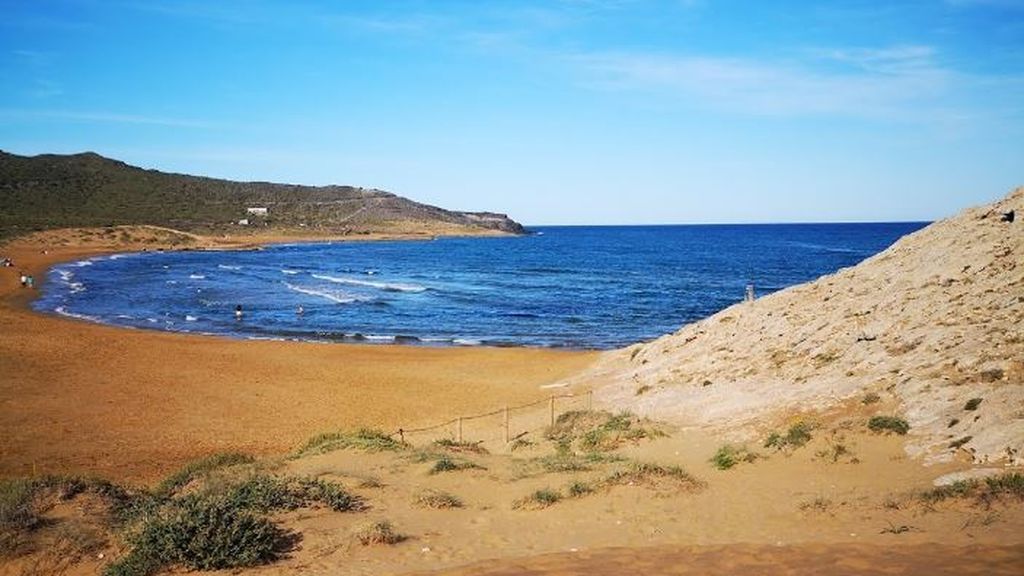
745, 283, 755, 302
503, 406, 510, 444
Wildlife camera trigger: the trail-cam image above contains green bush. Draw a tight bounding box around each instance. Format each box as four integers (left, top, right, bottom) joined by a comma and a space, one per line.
105, 497, 281, 576
868, 416, 910, 435
296, 428, 403, 457
514, 489, 562, 509
429, 455, 482, 475
765, 421, 814, 450
567, 481, 594, 498
105, 474, 360, 576
710, 445, 758, 470
155, 452, 255, 497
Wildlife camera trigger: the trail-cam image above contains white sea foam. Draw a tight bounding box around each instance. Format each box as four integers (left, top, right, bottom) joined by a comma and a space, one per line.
217, 264, 242, 270
281, 269, 301, 275
74, 260, 93, 267
54, 306, 101, 323
185, 315, 198, 322
312, 274, 427, 293
453, 338, 483, 346
189, 274, 205, 279
284, 282, 363, 304
363, 334, 395, 342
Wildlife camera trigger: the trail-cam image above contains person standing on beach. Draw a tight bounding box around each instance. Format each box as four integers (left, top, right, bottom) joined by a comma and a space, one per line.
19, 272, 27, 287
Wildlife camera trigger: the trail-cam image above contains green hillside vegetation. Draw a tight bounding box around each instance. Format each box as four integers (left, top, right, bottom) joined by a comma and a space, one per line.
0, 151, 524, 239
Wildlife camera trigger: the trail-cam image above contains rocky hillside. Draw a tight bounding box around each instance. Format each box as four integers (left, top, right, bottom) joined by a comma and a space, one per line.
0, 151, 525, 237
571, 187, 1023, 466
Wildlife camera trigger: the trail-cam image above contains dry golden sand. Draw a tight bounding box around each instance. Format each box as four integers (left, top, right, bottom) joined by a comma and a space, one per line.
2, 224, 1023, 576
0, 227, 596, 484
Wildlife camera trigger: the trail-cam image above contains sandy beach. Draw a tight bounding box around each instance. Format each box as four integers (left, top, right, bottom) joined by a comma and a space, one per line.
0, 228, 597, 484
1, 219, 1021, 576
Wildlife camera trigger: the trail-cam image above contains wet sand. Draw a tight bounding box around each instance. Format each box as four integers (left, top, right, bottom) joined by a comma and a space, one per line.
0, 229, 597, 484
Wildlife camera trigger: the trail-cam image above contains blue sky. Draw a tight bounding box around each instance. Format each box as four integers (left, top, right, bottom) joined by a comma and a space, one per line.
1, 1, 1022, 224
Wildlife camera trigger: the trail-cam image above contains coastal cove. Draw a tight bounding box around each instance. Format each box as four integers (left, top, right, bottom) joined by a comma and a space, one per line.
32, 223, 926, 350
0, 227, 597, 483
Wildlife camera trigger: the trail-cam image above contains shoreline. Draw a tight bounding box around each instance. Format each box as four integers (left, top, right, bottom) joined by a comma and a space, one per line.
0, 226, 598, 484
20, 227, 603, 352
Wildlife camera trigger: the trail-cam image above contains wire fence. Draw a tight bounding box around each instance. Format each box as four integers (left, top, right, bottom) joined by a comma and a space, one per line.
395, 391, 594, 449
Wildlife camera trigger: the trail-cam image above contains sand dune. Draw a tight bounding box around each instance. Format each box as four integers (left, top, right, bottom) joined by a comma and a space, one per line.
568, 187, 1023, 466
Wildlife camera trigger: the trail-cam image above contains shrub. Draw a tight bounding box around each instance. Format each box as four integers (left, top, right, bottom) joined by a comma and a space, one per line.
862, 393, 881, 405
414, 490, 463, 509
920, 479, 980, 504
105, 497, 282, 576
433, 439, 488, 454
710, 445, 758, 470
985, 472, 1024, 499
105, 474, 360, 576
964, 398, 983, 411
567, 481, 594, 498
354, 521, 405, 545
513, 489, 562, 509
296, 479, 364, 512
816, 441, 855, 464
868, 416, 910, 435
603, 462, 703, 490
429, 455, 483, 475
764, 421, 814, 450
0, 478, 40, 534
920, 473, 1024, 506
296, 428, 403, 457
155, 452, 255, 497
546, 410, 664, 452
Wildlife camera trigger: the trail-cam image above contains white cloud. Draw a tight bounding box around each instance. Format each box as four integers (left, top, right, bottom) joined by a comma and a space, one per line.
573, 48, 955, 118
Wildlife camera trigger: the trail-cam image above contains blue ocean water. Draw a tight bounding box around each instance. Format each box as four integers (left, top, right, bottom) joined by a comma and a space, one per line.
34, 223, 927, 350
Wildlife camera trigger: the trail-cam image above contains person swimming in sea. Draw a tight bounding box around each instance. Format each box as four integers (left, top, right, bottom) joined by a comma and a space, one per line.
235, 304, 243, 319
296, 305, 304, 315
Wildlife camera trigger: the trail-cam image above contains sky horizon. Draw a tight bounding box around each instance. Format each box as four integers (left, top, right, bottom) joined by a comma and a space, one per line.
1, 1, 1022, 225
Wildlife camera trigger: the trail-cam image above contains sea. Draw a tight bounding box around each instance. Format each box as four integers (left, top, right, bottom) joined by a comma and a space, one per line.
34, 223, 928, 350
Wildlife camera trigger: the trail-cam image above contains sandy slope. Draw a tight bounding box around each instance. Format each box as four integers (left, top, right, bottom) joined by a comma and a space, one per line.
566, 187, 1023, 466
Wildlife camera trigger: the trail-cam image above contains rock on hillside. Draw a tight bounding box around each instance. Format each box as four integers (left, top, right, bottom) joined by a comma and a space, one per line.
571, 187, 1023, 465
